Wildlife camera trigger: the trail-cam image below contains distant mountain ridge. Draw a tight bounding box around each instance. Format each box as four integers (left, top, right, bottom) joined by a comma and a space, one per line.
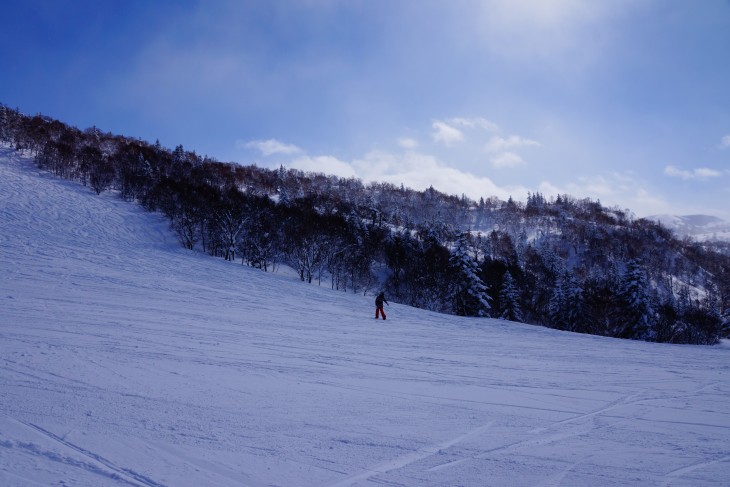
649, 214, 730, 242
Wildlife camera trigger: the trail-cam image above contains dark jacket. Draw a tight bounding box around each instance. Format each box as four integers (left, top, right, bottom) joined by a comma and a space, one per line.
375, 293, 388, 308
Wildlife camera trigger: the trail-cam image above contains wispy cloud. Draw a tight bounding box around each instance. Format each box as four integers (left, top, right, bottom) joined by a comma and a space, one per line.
263, 114, 537, 199
278, 146, 527, 201
432, 116, 505, 147
288, 155, 356, 177
664, 165, 722, 180
490, 152, 526, 168
351, 150, 527, 201
431, 121, 464, 146
241, 139, 303, 156
720, 135, 730, 149
447, 117, 500, 132
397, 137, 419, 149
482, 133, 540, 170
539, 172, 672, 217
485, 135, 541, 153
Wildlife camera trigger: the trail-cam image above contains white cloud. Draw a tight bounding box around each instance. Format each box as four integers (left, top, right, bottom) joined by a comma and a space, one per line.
351, 150, 527, 201
447, 117, 500, 132
664, 165, 722, 180
485, 135, 541, 153
490, 151, 526, 168
538, 172, 671, 217
696, 168, 723, 178
431, 121, 465, 146
397, 137, 419, 149
720, 135, 730, 149
288, 155, 357, 178
482, 134, 540, 169
276, 148, 526, 201
241, 139, 303, 156
539, 175, 614, 199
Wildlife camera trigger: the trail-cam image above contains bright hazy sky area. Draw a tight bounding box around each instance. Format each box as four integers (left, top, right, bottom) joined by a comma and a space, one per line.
2, 0, 729, 218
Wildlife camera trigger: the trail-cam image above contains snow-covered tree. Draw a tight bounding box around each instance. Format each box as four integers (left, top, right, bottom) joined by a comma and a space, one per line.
548, 273, 565, 329
617, 259, 654, 340
721, 308, 730, 338
276, 165, 291, 206
499, 271, 522, 322
449, 234, 491, 317
548, 271, 585, 332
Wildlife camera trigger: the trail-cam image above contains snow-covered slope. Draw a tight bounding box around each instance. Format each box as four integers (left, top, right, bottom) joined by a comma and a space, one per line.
650, 214, 730, 242
2, 147, 730, 487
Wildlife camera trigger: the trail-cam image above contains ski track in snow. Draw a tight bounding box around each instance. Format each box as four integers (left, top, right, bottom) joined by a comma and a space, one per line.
2, 146, 730, 486
21, 419, 164, 487
324, 422, 495, 487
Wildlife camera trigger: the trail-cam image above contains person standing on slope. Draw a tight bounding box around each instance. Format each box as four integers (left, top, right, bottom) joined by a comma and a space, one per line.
375, 292, 389, 320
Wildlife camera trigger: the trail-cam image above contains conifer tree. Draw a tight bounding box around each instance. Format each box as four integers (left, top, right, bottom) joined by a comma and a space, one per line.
276, 165, 291, 207
548, 273, 566, 329
721, 308, 730, 337
617, 259, 654, 339
449, 234, 491, 317
548, 271, 585, 331
563, 273, 586, 332
499, 271, 522, 322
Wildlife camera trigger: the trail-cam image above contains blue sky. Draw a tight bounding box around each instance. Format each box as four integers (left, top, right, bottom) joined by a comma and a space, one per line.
2, 0, 730, 218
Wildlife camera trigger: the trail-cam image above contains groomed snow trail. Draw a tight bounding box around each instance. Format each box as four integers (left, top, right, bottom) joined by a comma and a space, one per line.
1, 147, 730, 486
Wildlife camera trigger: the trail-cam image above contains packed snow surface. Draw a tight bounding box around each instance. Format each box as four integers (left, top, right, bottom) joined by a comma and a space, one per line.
1, 147, 730, 486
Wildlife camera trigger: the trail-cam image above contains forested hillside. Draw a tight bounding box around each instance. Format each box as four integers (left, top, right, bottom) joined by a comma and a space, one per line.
2, 104, 728, 344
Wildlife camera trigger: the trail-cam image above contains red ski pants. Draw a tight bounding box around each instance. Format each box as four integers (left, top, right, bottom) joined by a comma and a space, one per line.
376, 306, 386, 320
